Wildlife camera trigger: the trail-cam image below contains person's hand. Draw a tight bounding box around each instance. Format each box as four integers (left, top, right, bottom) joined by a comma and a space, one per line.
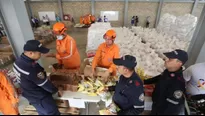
102, 70, 110, 82
58, 90, 63, 97
102, 87, 109, 92
107, 110, 117, 115
90, 68, 96, 78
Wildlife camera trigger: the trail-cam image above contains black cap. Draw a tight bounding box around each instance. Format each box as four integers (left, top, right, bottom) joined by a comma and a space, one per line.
113, 55, 137, 69
163, 49, 188, 65
23, 40, 49, 54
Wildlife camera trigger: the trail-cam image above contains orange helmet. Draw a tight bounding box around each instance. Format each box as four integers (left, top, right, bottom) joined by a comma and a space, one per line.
103, 29, 116, 40
53, 22, 67, 35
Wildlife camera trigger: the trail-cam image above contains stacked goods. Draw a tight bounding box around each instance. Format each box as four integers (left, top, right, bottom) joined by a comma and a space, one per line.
131, 26, 190, 57
114, 27, 164, 77
0, 44, 12, 52
77, 76, 116, 97
50, 72, 82, 92
0, 36, 12, 52
34, 25, 55, 45
0, 36, 10, 44
0, 52, 15, 68
157, 13, 197, 41
86, 22, 111, 57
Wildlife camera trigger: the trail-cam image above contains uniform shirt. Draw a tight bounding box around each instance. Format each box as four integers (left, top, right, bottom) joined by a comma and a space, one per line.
144, 68, 185, 115
92, 42, 120, 75
56, 35, 81, 69
108, 72, 144, 115
183, 62, 205, 96
13, 54, 58, 104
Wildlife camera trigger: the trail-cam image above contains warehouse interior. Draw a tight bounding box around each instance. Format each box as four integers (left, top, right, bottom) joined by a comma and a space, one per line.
0, 0, 205, 115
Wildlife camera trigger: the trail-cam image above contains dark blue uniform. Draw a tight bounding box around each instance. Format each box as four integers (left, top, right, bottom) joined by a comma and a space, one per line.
13, 54, 60, 115
108, 72, 144, 115
144, 68, 185, 115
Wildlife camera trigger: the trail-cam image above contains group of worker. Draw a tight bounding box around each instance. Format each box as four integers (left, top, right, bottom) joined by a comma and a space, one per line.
0, 21, 204, 115
131, 16, 150, 28
80, 14, 96, 25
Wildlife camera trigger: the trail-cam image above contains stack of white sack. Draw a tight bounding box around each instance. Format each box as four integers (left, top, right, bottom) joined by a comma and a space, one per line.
131, 26, 190, 58
157, 13, 197, 41
114, 27, 165, 77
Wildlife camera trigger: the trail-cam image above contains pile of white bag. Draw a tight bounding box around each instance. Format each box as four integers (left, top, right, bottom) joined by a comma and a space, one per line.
114, 27, 165, 76
86, 22, 111, 52
131, 26, 190, 58
157, 13, 197, 41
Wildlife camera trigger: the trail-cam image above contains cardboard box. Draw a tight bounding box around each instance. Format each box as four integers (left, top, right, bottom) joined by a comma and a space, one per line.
0, 44, 12, 52
83, 65, 107, 77
0, 36, 10, 44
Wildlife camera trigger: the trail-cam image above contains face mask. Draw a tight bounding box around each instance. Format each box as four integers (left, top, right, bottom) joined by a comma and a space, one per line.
56, 35, 64, 40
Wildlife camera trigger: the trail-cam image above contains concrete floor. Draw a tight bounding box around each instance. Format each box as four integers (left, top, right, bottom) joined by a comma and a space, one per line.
17, 27, 104, 115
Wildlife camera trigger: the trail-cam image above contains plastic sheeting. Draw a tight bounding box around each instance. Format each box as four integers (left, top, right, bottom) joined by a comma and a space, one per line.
157, 13, 197, 41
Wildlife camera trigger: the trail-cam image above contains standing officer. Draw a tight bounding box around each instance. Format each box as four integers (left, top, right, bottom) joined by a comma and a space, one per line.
144, 49, 188, 115
13, 40, 60, 115
105, 55, 144, 115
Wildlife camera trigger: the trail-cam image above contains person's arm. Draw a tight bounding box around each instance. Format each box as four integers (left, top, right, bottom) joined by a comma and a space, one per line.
108, 46, 120, 74
108, 76, 120, 91
29, 71, 58, 94
92, 45, 102, 71
183, 66, 192, 82
144, 74, 161, 84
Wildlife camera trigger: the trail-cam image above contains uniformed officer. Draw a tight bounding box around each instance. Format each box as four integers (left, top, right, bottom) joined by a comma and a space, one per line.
13, 40, 60, 115
105, 55, 144, 115
144, 49, 188, 115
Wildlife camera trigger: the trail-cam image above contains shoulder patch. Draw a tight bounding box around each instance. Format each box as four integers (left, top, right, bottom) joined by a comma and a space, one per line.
135, 81, 140, 86
174, 90, 183, 99
139, 93, 144, 102
37, 72, 45, 79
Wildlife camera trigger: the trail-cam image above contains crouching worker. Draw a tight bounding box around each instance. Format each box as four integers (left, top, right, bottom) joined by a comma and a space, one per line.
91, 29, 120, 82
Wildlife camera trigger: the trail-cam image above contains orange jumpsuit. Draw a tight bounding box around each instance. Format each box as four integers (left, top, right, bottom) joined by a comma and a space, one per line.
56, 35, 81, 69
0, 73, 19, 115
92, 43, 120, 75
91, 16, 96, 22
80, 17, 84, 24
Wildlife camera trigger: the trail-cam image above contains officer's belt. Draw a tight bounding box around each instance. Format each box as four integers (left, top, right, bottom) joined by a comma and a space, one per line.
133, 105, 144, 108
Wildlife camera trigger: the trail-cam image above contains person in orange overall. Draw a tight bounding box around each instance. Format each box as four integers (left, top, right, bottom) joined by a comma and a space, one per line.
92, 29, 120, 82
90, 15, 96, 23
52, 22, 81, 69
0, 72, 19, 115
80, 16, 84, 24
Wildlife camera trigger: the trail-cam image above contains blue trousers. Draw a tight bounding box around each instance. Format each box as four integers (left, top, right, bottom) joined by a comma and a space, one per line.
32, 95, 60, 115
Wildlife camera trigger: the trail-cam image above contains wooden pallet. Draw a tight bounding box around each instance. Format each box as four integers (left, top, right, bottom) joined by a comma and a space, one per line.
21, 105, 80, 115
